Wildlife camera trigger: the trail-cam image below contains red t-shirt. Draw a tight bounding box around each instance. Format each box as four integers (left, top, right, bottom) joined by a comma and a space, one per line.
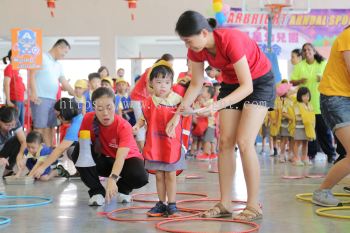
79, 112, 143, 160
130, 68, 151, 101
4, 64, 25, 101
188, 28, 271, 84
216, 73, 223, 83
177, 72, 192, 82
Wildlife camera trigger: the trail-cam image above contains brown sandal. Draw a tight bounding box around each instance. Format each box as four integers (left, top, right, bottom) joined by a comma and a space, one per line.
233, 206, 263, 222
200, 203, 232, 218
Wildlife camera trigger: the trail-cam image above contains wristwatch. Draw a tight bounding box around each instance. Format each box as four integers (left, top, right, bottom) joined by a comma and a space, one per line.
109, 173, 121, 182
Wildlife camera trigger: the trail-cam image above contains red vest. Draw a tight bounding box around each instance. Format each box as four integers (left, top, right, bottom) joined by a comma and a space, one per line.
142, 97, 182, 164
192, 117, 208, 137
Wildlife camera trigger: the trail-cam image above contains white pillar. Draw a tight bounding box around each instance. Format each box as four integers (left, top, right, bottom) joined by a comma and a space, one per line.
100, 34, 116, 78
131, 59, 142, 86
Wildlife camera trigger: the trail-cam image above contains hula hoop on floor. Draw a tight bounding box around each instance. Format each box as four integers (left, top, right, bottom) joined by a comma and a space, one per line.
281, 175, 304, 179
0, 195, 53, 208
305, 174, 325, 178
156, 218, 260, 233
106, 206, 200, 222
185, 175, 203, 179
296, 193, 350, 204
177, 199, 250, 212
0, 216, 11, 225
131, 192, 208, 203
316, 206, 350, 219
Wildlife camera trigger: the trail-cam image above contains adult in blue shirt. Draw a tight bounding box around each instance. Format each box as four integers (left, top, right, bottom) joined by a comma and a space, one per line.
29, 39, 75, 148
30, 98, 83, 178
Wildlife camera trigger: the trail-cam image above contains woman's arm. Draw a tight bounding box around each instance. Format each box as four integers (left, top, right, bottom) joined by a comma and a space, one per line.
105, 147, 129, 203
212, 56, 253, 111
3, 77, 14, 106
15, 129, 27, 161
29, 140, 73, 177
166, 60, 204, 137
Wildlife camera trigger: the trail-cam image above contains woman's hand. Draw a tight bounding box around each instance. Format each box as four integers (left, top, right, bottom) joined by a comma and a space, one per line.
29, 165, 46, 179
166, 115, 180, 138
196, 103, 217, 116
132, 125, 140, 135
16, 157, 26, 170
105, 178, 118, 204
6, 100, 15, 107
178, 105, 195, 116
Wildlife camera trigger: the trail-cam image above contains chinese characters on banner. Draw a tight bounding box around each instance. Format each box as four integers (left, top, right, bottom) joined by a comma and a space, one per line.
223, 9, 350, 59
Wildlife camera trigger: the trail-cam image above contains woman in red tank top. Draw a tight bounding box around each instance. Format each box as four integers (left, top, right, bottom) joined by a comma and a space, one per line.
170, 10, 276, 221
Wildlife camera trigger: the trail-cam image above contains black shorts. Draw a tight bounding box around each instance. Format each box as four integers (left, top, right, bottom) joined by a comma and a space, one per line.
218, 70, 276, 111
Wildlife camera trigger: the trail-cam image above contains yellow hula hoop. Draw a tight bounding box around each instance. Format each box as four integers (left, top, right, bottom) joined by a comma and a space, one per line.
296, 193, 350, 203
316, 207, 350, 219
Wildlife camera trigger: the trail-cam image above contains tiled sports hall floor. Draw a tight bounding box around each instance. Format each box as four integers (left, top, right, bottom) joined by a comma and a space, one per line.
1, 149, 349, 233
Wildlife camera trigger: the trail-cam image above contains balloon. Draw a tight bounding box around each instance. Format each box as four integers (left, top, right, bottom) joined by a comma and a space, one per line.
222, 3, 231, 14
213, 2, 223, 12
215, 12, 227, 25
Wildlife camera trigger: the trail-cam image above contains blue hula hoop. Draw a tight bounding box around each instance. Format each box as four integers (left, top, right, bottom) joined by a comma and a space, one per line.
0, 195, 52, 208
0, 216, 11, 225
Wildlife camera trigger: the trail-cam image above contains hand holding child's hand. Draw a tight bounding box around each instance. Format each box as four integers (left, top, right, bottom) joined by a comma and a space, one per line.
166, 116, 180, 138
196, 104, 216, 116
132, 125, 140, 135
178, 105, 195, 116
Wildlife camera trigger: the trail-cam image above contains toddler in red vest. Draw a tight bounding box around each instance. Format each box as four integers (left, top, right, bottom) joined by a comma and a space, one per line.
133, 60, 185, 217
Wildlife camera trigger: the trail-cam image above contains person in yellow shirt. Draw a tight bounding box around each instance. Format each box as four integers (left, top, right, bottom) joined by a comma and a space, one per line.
292, 87, 316, 166
276, 83, 294, 163
291, 43, 336, 163
313, 26, 350, 207
74, 79, 87, 115
269, 96, 281, 157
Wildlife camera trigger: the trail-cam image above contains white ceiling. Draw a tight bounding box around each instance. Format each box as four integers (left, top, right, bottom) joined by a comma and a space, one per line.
0, 35, 186, 59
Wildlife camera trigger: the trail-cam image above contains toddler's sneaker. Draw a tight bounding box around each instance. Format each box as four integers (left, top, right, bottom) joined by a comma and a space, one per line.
312, 189, 340, 207
88, 194, 105, 206
196, 153, 210, 161
56, 165, 70, 178
293, 161, 304, 166
302, 160, 313, 166
210, 154, 218, 160
166, 203, 181, 217
147, 201, 167, 217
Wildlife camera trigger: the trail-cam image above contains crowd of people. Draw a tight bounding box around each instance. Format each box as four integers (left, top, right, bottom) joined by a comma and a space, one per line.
0, 10, 349, 221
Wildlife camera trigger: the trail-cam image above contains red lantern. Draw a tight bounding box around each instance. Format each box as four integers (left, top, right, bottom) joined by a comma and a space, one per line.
47, 0, 56, 17
125, 0, 137, 20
